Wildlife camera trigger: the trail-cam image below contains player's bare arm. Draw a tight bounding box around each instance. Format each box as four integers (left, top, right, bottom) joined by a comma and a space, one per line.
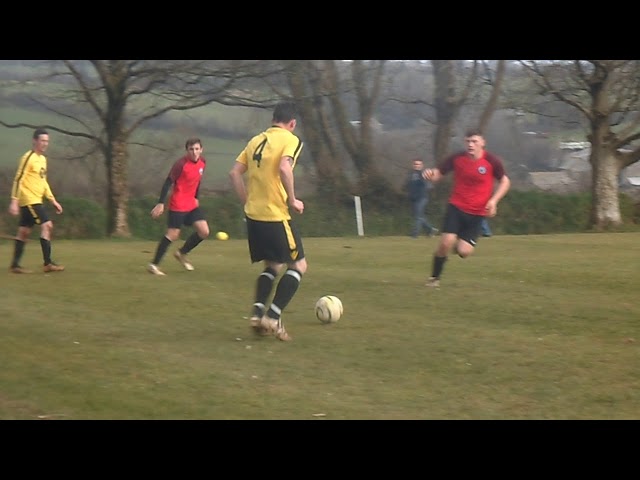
485, 175, 511, 216
52, 199, 63, 214
8, 198, 19, 216
280, 156, 303, 214
229, 162, 248, 205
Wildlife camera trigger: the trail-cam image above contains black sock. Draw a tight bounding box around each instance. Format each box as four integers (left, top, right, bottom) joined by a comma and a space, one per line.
432, 255, 447, 279
253, 267, 277, 317
152, 236, 172, 265
180, 232, 203, 255
40, 238, 52, 265
267, 269, 302, 321
11, 239, 26, 268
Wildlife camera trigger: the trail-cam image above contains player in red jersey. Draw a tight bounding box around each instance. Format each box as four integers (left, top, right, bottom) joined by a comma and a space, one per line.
147, 137, 210, 276
422, 129, 510, 287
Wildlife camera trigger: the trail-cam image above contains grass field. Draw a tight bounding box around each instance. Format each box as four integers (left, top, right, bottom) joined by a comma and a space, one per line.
1, 233, 639, 419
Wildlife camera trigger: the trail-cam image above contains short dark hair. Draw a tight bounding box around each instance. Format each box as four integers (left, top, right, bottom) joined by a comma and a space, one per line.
465, 128, 483, 138
185, 137, 202, 149
33, 128, 48, 139
272, 102, 297, 124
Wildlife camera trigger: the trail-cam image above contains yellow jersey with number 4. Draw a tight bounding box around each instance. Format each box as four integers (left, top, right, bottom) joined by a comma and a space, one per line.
235, 126, 303, 222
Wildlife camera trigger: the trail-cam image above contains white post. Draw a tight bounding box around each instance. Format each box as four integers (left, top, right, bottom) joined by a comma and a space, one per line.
354, 195, 364, 236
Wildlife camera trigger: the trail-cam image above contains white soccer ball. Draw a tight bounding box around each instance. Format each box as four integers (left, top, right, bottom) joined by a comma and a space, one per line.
315, 295, 343, 324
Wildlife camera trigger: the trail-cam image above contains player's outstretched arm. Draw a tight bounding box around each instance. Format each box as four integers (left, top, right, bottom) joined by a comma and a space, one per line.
422, 168, 443, 183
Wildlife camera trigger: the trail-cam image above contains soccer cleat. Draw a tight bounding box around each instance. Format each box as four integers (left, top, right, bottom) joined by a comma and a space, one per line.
147, 263, 166, 276
9, 266, 32, 274
43, 262, 65, 273
173, 250, 194, 271
259, 316, 282, 335
259, 316, 278, 334
274, 326, 292, 342
250, 315, 264, 334
259, 316, 292, 341
425, 276, 440, 288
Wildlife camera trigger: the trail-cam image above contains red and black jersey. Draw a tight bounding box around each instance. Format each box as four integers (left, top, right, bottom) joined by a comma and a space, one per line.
439, 150, 506, 215
168, 155, 206, 212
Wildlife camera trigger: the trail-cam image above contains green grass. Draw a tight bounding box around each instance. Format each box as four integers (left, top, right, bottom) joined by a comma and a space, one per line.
1, 233, 639, 419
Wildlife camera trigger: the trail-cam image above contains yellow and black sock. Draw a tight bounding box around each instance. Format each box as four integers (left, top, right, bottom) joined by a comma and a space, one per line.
267, 269, 302, 320
11, 239, 26, 268
40, 238, 52, 265
253, 267, 277, 317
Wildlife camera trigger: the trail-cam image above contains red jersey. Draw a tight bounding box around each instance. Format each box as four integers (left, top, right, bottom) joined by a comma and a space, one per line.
439, 150, 506, 215
168, 155, 206, 212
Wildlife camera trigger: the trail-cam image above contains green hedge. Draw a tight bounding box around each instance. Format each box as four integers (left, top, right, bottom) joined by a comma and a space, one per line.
53, 197, 108, 239
0, 190, 637, 240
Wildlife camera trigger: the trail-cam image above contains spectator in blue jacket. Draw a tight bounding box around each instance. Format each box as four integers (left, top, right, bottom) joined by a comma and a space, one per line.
405, 158, 438, 238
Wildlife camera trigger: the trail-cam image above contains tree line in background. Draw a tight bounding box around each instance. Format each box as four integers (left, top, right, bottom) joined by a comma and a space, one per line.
1, 60, 639, 236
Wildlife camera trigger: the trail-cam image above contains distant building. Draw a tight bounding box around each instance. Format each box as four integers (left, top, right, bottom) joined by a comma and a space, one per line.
558, 141, 590, 150
522, 131, 549, 138
528, 171, 583, 193
349, 118, 384, 133
526, 142, 640, 193
627, 177, 640, 186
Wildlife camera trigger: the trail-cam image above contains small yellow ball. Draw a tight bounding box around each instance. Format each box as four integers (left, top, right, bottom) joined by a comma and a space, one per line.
216, 231, 229, 241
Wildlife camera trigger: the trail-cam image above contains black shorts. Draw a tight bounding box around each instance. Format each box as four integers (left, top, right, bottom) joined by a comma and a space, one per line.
246, 216, 305, 264
442, 204, 483, 245
167, 208, 206, 229
19, 204, 50, 227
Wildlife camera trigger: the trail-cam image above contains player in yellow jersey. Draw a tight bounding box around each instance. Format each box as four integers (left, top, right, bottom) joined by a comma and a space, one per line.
7, 129, 65, 274
229, 102, 306, 341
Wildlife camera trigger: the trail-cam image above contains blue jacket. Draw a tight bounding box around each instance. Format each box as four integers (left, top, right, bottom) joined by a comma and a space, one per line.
405, 170, 431, 201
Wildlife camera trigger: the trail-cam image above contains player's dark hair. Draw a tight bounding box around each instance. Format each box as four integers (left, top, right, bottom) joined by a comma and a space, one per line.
272, 102, 297, 124
464, 128, 483, 138
33, 128, 48, 139
185, 137, 202, 149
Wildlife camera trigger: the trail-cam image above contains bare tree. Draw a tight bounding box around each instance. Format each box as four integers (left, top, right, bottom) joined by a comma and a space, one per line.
386, 60, 505, 160
431, 60, 479, 161
432, 60, 507, 158
521, 60, 640, 228
271, 61, 394, 204
280, 60, 351, 202
476, 60, 507, 133
323, 60, 393, 201
0, 60, 276, 236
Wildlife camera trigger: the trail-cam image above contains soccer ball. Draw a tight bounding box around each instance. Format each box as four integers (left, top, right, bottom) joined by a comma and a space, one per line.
315, 295, 343, 324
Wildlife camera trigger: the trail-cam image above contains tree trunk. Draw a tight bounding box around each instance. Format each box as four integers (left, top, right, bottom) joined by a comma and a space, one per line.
477, 60, 506, 133
107, 138, 131, 237
285, 60, 352, 202
323, 60, 394, 200
433, 122, 455, 164
590, 144, 622, 228
432, 61, 460, 161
